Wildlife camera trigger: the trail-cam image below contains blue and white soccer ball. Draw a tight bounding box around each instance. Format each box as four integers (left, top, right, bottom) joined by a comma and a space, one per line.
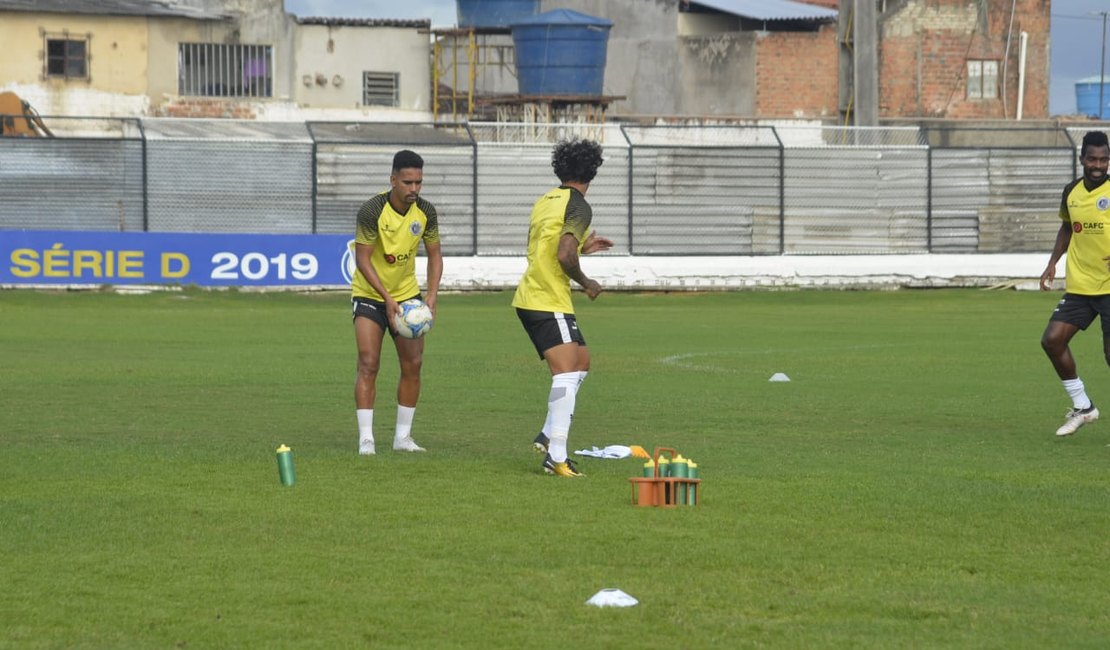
393, 298, 434, 339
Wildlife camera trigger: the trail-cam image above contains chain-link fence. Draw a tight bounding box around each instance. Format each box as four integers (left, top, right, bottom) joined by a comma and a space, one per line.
0, 118, 1086, 255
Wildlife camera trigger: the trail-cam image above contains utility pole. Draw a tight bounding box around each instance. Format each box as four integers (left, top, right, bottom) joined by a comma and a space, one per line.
1097, 11, 1108, 119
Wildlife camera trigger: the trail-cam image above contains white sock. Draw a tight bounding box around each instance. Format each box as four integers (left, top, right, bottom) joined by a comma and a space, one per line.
395, 405, 416, 441
1063, 378, 1093, 410
547, 372, 578, 462
541, 370, 587, 437
357, 409, 374, 443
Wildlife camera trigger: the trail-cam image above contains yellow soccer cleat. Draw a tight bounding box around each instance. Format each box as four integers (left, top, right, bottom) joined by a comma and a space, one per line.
542, 454, 584, 477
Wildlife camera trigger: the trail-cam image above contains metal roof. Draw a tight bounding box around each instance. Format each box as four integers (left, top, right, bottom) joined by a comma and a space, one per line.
0, 0, 229, 19
294, 17, 431, 28
690, 0, 837, 22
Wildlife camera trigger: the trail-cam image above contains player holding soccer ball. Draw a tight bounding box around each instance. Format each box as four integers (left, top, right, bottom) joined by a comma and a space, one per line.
513, 139, 614, 477
351, 150, 443, 455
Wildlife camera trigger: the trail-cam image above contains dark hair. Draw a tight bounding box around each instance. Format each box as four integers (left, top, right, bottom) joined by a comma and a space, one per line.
551, 138, 604, 184
392, 149, 424, 173
1081, 131, 1109, 158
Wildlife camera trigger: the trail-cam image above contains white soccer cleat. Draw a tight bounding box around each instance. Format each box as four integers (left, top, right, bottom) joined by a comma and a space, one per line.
393, 437, 426, 452
359, 439, 376, 455
1056, 406, 1099, 437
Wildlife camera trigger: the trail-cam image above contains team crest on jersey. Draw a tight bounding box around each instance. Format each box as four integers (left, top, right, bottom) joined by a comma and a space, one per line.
1099, 197, 1110, 211
409, 221, 422, 236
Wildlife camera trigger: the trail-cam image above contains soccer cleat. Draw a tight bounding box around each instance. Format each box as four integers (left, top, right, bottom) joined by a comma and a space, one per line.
542, 453, 584, 477
359, 439, 376, 456
393, 437, 426, 452
1056, 405, 1100, 437
533, 432, 549, 454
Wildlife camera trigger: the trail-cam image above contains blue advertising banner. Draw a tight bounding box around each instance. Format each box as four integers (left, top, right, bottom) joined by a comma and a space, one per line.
0, 230, 356, 287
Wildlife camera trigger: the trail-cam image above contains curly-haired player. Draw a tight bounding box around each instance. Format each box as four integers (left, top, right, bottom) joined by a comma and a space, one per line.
512, 139, 614, 477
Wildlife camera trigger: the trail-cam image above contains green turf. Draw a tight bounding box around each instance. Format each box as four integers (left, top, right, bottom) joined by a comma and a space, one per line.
3, 288, 1110, 649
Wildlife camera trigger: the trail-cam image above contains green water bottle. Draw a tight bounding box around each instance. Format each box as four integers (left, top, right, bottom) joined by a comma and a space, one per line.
642, 458, 656, 477
671, 454, 689, 505
657, 456, 670, 477
276, 444, 296, 486
687, 460, 699, 505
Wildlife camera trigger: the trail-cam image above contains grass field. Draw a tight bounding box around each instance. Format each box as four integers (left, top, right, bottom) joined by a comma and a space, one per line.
3, 288, 1110, 649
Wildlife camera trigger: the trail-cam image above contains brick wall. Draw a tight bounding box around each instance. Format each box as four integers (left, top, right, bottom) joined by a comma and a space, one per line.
155, 98, 257, 119
755, 25, 839, 118
879, 0, 1049, 119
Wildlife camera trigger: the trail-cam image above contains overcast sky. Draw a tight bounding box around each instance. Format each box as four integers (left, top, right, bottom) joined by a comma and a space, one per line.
283, 0, 1110, 117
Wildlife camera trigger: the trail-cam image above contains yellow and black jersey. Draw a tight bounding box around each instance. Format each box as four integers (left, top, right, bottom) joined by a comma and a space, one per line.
351, 191, 440, 302
512, 186, 592, 314
1060, 177, 1110, 295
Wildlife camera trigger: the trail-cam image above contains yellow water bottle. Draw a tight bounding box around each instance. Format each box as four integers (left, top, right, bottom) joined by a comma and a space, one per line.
276, 444, 296, 487
671, 454, 689, 504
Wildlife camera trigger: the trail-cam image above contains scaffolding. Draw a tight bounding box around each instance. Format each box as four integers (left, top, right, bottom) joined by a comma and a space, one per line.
431, 27, 518, 122
431, 27, 622, 127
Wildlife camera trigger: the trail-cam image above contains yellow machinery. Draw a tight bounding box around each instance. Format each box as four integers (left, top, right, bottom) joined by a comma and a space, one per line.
0, 91, 53, 137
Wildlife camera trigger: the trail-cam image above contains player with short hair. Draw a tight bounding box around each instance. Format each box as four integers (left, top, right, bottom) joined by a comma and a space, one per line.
1039, 130, 1110, 436
513, 138, 614, 477
351, 149, 443, 454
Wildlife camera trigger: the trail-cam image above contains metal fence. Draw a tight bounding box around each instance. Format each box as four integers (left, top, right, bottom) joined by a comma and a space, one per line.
0, 118, 1087, 256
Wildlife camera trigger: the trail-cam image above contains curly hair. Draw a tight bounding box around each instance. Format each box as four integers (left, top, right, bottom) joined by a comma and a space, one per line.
551, 138, 604, 184
1082, 131, 1109, 158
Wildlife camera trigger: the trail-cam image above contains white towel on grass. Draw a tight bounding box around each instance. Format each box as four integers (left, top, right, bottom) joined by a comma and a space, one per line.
573, 445, 632, 459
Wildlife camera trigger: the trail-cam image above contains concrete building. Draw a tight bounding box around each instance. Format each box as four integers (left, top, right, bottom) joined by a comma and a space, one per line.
450, 0, 1049, 121
0, 0, 433, 120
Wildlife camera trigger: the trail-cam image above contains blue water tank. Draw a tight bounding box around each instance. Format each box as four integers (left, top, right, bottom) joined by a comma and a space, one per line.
1076, 76, 1110, 119
456, 0, 538, 29
511, 9, 613, 96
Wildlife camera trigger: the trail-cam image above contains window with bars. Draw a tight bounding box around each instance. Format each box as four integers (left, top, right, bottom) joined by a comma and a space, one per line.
363, 71, 399, 107
966, 60, 998, 100
178, 43, 273, 98
45, 36, 88, 79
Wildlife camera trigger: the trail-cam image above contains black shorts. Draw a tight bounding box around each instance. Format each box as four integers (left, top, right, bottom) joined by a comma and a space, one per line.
516, 308, 587, 359
1049, 293, 1110, 336
352, 295, 421, 338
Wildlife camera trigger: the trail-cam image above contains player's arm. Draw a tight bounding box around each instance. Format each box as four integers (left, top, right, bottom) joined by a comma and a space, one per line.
557, 233, 602, 300
1041, 188, 1074, 291
355, 243, 401, 322
423, 241, 443, 315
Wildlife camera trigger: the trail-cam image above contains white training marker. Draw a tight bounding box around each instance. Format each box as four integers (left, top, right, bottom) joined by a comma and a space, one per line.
586, 588, 639, 608
769, 372, 791, 382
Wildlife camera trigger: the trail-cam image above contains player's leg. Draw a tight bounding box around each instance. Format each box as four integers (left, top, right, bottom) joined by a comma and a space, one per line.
535, 347, 590, 453
354, 308, 387, 454
1042, 294, 1098, 436
392, 334, 426, 452
541, 341, 583, 474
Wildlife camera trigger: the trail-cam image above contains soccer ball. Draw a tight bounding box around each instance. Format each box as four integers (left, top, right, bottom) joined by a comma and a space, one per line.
393, 298, 434, 339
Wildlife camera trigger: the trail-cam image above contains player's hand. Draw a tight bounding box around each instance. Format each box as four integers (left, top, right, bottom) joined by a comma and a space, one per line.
425, 294, 438, 316
384, 296, 401, 328
581, 231, 614, 255
584, 279, 602, 301
1039, 265, 1056, 291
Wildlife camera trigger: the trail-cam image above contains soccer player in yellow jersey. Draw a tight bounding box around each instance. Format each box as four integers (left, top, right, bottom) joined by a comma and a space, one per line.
513, 139, 614, 477
1040, 131, 1110, 436
351, 150, 443, 455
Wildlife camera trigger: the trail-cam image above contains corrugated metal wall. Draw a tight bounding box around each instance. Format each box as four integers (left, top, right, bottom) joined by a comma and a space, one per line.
143, 120, 314, 234
0, 120, 1087, 256
0, 138, 144, 231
